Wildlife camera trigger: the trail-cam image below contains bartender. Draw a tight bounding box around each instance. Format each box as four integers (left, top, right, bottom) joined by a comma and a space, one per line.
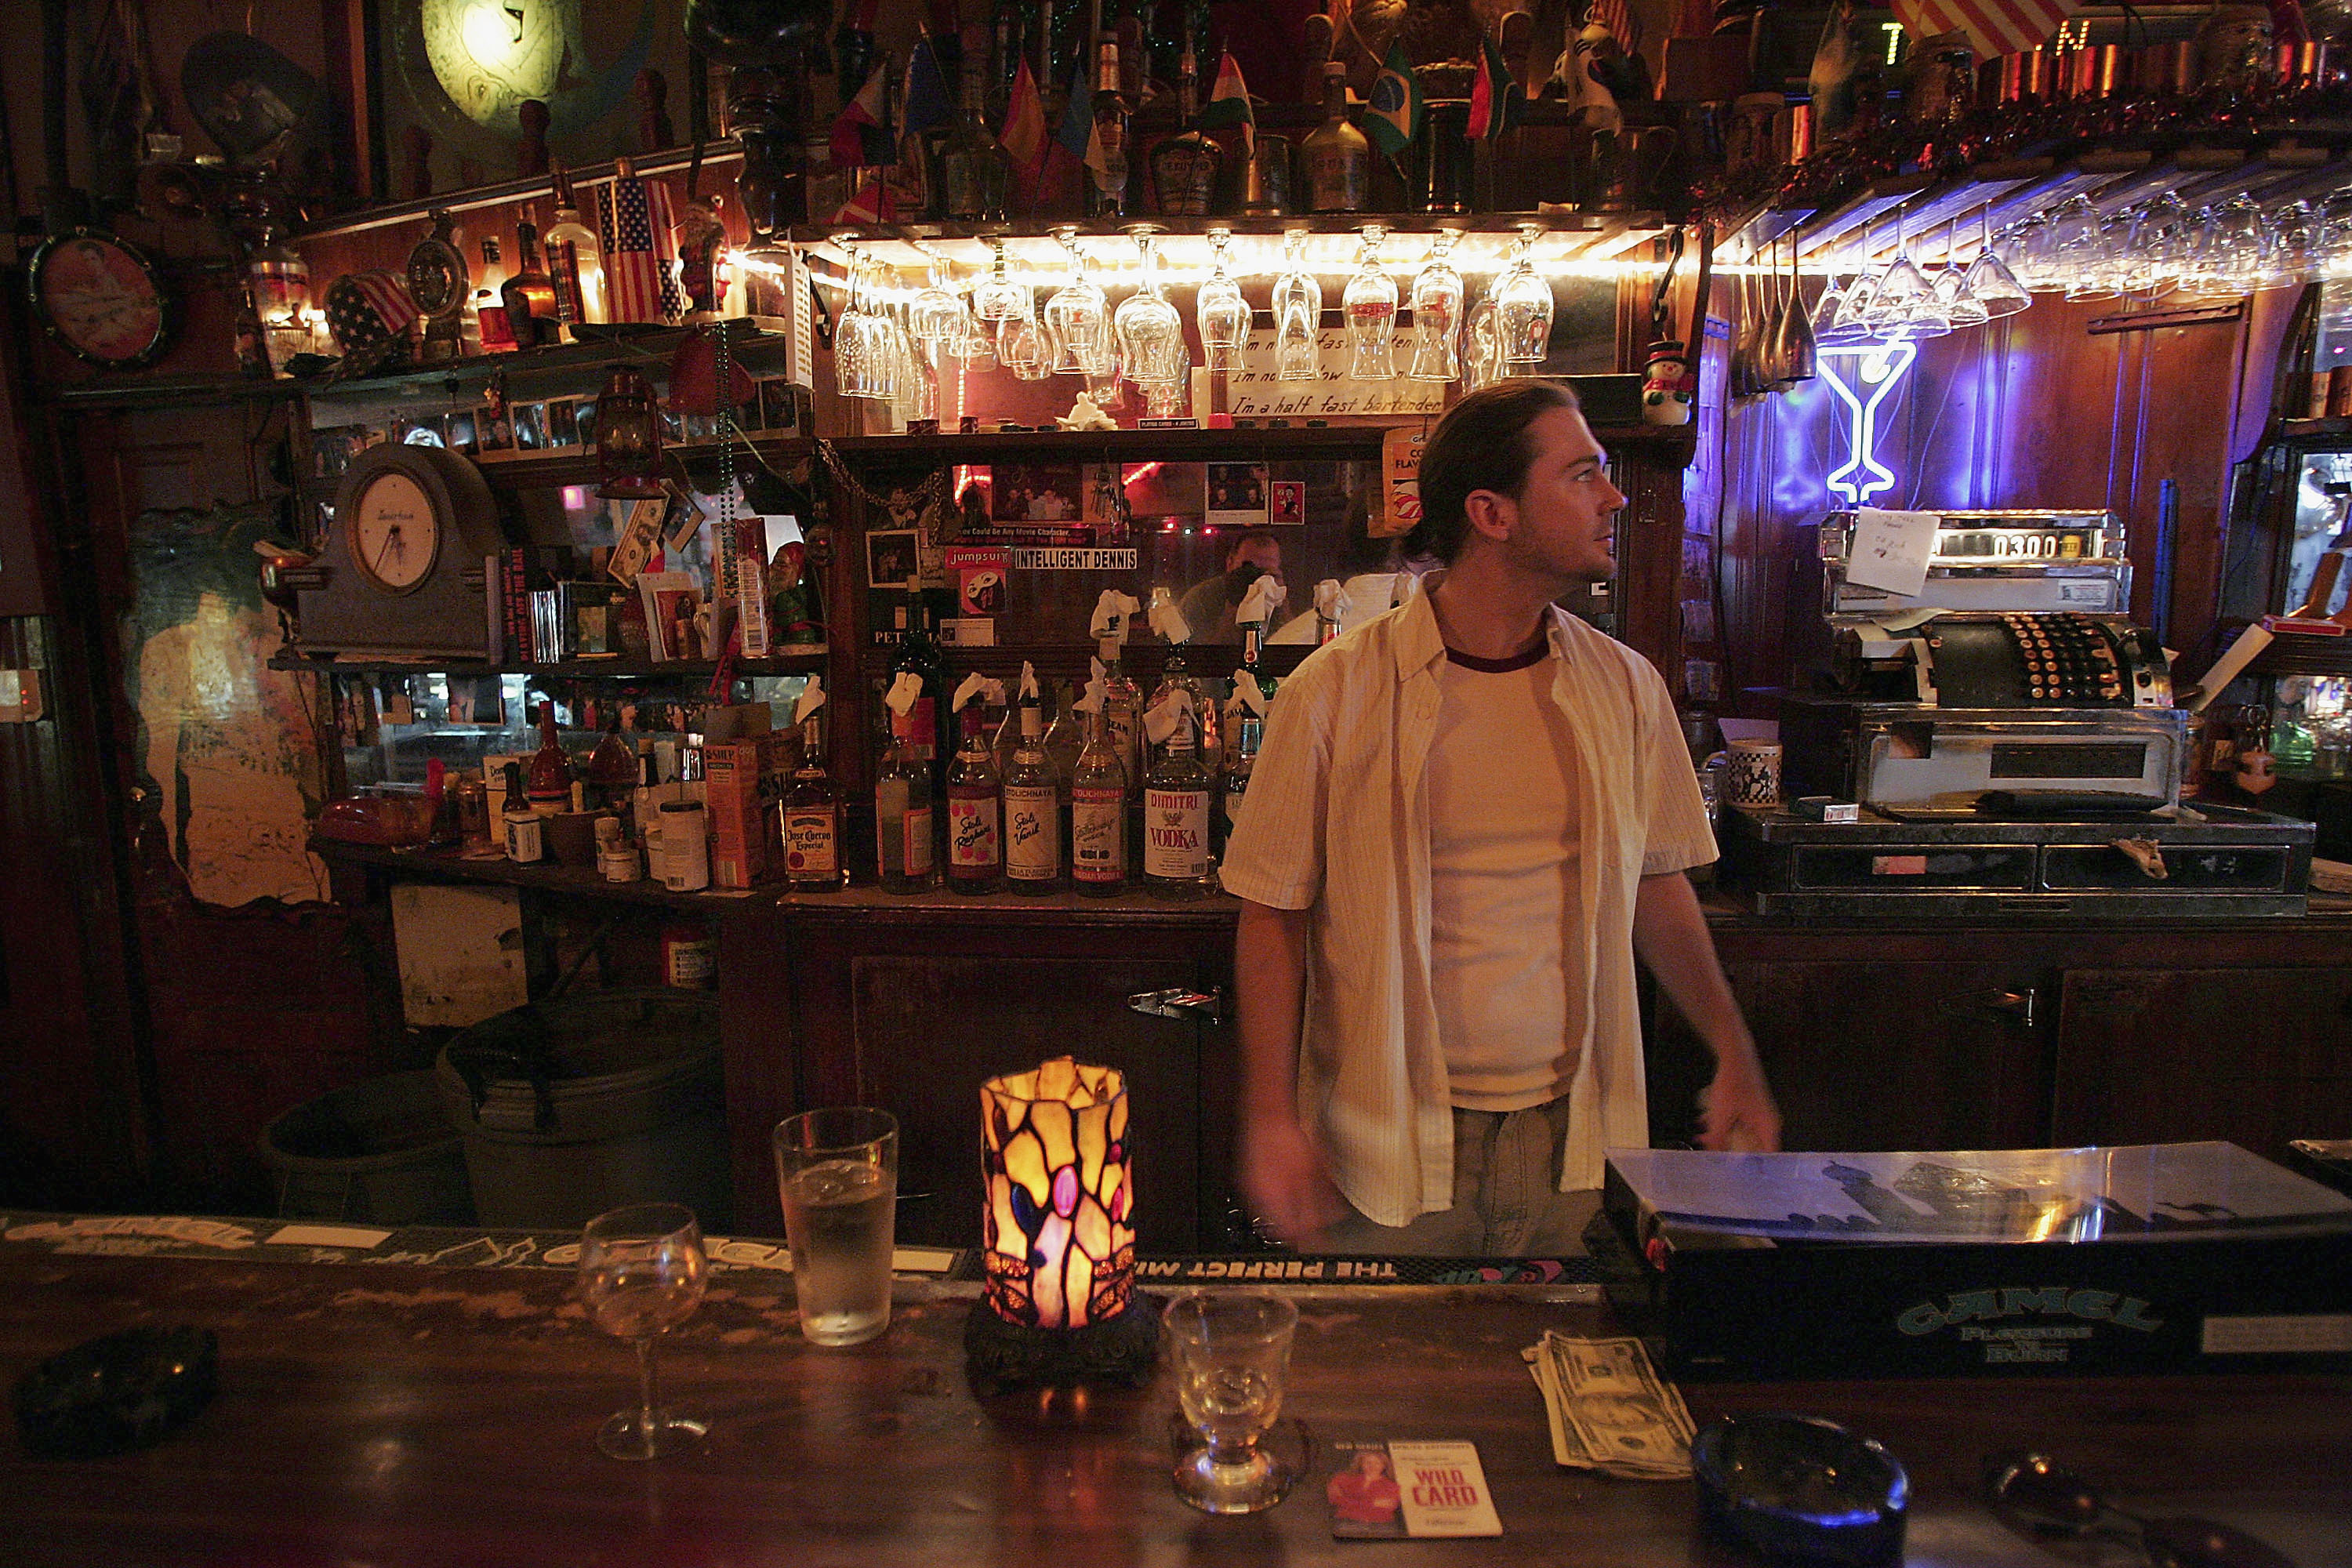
1219, 381, 1780, 1255
1178, 530, 1285, 643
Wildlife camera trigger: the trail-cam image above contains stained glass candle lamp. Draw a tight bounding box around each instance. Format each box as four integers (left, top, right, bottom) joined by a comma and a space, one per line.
964, 1057, 1159, 1392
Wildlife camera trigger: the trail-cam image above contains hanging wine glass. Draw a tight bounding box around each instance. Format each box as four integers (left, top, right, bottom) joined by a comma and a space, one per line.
2052, 194, 2121, 303
1461, 289, 1505, 390
1197, 227, 1252, 374
2117, 192, 2187, 304
1407, 229, 1465, 383
1494, 223, 1554, 365
2266, 198, 2321, 289
838, 248, 898, 401
1272, 227, 1323, 383
996, 303, 1052, 379
1962, 205, 2033, 321
1043, 226, 1112, 375
1145, 336, 1192, 417
1861, 211, 1944, 339
1817, 222, 1879, 347
1342, 223, 1399, 379
1114, 224, 1185, 391
971, 234, 1028, 325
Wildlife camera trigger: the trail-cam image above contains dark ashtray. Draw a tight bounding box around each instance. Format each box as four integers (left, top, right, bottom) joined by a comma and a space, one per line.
13, 1325, 219, 1458
1693, 1414, 1908, 1566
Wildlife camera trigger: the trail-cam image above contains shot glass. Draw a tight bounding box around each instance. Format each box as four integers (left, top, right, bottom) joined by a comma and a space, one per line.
772, 1108, 898, 1346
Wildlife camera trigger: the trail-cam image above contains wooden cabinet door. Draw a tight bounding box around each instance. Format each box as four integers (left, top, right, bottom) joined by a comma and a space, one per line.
840, 954, 1206, 1253
1650, 960, 2053, 1153
2054, 967, 2352, 1160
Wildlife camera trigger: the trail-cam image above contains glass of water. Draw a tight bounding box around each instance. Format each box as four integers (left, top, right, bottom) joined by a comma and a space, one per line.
773, 1108, 898, 1346
1163, 1289, 1301, 1514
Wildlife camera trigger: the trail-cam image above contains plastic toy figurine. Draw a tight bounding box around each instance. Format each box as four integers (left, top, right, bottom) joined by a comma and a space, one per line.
1642, 339, 1693, 426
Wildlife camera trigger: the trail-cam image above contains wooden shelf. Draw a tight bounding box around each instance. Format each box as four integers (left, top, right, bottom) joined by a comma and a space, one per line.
820, 421, 1693, 466
270, 650, 827, 678
314, 838, 776, 912
303, 324, 798, 403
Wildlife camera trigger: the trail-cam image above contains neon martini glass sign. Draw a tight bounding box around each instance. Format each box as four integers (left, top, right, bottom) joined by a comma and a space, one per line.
1817, 341, 1918, 506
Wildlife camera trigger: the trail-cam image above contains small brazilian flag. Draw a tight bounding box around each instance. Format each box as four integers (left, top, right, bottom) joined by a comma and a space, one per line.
1365, 44, 1422, 158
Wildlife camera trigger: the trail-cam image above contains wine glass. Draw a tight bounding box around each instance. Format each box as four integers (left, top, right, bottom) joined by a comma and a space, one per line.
1861, 213, 1944, 340
1461, 289, 1505, 390
578, 1202, 710, 1461
1115, 225, 1185, 391
1342, 224, 1399, 379
1164, 1289, 1300, 1515
1407, 229, 1465, 383
1930, 220, 1990, 329
1494, 223, 1555, 365
1272, 227, 1323, 383
1044, 227, 1112, 375
1198, 227, 1252, 374
971, 234, 1028, 325
997, 303, 1052, 379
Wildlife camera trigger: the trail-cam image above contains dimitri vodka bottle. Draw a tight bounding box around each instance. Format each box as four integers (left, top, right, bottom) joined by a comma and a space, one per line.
1143, 707, 1210, 898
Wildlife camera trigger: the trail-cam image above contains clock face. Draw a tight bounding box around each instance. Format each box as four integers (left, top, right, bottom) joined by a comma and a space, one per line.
350, 471, 441, 593
418, 0, 583, 131
29, 231, 170, 368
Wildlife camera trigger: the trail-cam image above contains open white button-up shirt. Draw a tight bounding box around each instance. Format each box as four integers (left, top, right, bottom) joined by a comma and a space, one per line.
1218, 582, 1716, 1226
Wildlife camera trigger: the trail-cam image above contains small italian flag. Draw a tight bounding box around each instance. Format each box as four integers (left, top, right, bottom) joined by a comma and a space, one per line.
1366, 44, 1422, 159
1199, 50, 1254, 158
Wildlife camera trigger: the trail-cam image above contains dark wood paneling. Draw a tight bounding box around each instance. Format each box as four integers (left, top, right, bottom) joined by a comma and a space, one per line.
2054, 966, 2352, 1161
1651, 958, 2053, 1154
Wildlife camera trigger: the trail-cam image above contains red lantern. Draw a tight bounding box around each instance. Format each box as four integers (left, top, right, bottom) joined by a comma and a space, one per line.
595, 365, 665, 499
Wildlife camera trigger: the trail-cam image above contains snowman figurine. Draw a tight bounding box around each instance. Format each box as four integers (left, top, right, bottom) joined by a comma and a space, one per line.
1642, 339, 1693, 426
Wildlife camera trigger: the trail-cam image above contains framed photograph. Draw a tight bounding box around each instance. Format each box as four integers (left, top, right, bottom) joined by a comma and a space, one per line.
634, 570, 702, 662
990, 463, 1084, 523
544, 397, 581, 448
444, 407, 478, 454
474, 401, 513, 454
1270, 480, 1306, 526
512, 401, 549, 452
572, 397, 598, 448
1205, 462, 1269, 529
866, 528, 919, 590
446, 674, 503, 726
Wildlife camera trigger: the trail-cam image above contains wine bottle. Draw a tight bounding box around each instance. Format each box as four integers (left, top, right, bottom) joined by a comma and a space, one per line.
1085, 32, 1131, 220
874, 708, 935, 894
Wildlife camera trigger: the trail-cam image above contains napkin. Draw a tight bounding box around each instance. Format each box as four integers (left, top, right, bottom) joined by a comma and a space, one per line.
1149, 586, 1192, 646
1237, 576, 1287, 626
953, 673, 1005, 713
1143, 685, 1193, 744
793, 676, 826, 724
1091, 589, 1142, 642
883, 672, 924, 717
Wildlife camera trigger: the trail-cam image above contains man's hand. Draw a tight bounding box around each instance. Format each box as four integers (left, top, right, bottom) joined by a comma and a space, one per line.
1241, 1112, 1345, 1250
1697, 1058, 1781, 1153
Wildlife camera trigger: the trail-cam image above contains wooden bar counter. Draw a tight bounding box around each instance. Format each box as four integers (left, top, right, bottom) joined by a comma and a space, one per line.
3, 1219, 2346, 1566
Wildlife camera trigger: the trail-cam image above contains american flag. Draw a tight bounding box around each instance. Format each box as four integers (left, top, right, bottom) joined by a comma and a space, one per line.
1890, 0, 2078, 58
599, 169, 684, 325
1590, 0, 1640, 55
349, 270, 419, 333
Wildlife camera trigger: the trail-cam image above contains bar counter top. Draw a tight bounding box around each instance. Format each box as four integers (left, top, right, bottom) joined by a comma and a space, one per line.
2, 1216, 2346, 1566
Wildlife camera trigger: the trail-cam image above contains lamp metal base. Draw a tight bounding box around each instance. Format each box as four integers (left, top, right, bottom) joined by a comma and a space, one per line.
963, 1293, 1161, 1395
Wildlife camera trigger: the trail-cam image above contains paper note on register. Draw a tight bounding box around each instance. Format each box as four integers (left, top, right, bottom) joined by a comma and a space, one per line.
1848, 508, 1940, 599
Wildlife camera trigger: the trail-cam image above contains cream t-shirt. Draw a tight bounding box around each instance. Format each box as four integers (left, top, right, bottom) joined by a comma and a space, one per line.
1428, 648, 1583, 1110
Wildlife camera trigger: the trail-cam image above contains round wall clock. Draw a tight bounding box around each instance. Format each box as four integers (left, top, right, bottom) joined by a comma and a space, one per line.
349, 467, 441, 593
27, 229, 172, 369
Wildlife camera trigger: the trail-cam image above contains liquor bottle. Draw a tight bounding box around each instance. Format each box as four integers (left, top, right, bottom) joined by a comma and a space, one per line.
1238, 617, 1276, 705
938, 46, 1011, 221
1217, 713, 1261, 860
892, 604, 946, 774
502, 761, 546, 862
1041, 681, 1084, 785
945, 706, 1004, 894
1002, 698, 1062, 894
1300, 61, 1371, 214
584, 716, 637, 809
1147, 637, 1220, 778
873, 707, 935, 894
1142, 706, 1211, 897
1070, 706, 1129, 895
543, 167, 608, 335
526, 701, 572, 810
1098, 630, 1145, 795
1085, 32, 1131, 220
1149, 40, 1223, 217
502, 206, 558, 349
473, 237, 517, 353
782, 714, 844, 890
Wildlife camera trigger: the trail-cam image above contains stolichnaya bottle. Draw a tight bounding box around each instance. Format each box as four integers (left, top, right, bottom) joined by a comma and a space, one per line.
782, 713, 843, 890
873, 707, 935, 894
1070, 706, 1129, 895
945, 706, 1004, 894
1143, 708, 1210, 897
1001, 699, 1062, 894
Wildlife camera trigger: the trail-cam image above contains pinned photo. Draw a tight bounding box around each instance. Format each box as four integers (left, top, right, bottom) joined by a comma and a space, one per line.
866, 528, 919, 590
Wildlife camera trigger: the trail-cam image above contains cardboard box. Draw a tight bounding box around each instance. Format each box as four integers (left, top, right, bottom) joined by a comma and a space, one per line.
702, 739, 775, 889
1601, 1144, 2352, 1381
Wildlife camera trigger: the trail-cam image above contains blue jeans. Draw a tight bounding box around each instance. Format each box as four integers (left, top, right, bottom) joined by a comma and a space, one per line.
1321, 1098, 1599, 1257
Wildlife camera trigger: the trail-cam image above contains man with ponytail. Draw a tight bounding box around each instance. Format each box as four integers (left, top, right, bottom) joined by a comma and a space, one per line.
1220, 380, 1778, 1255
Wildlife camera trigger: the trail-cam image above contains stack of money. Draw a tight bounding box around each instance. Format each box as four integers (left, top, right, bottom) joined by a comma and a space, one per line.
1520, 1331, 1697, 1479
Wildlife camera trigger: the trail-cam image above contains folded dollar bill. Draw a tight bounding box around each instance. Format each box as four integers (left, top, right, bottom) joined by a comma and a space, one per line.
1521, 1331, 1695, 1480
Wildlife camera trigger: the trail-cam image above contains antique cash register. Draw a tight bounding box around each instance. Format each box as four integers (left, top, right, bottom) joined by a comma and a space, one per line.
1726, 510, 2313, 917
